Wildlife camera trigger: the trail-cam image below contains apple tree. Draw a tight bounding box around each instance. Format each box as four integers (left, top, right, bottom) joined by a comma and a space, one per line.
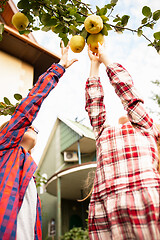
0, 0, 160, 53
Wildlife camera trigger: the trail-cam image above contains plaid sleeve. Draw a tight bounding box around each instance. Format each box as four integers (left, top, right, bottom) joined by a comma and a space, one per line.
0, 64, 65, 150
85, 77, 107, 139
106, 63, 153, 130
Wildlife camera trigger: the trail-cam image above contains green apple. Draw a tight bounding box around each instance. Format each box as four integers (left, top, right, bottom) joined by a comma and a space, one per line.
70, 35, 85, 53
12, 12, 29, 31
87, 33, 105, 53
84, 15, 103, 34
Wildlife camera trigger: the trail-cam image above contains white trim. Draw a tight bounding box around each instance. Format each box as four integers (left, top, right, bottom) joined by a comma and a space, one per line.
46, 163, 97, 186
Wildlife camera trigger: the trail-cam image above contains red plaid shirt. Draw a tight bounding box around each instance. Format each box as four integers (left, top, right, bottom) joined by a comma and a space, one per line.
0, 64, 65, 239
85, 63, 160, 200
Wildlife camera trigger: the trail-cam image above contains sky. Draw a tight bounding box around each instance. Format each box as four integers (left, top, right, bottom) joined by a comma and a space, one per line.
13, 0, 160, 164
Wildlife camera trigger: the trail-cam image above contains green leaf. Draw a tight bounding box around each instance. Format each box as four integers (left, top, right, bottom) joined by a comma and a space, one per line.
80, 27, 88, 39
100, 15, 109, 23
0, 34, 2, 41
61, 36, 69, 47
142, 6, 152, 18
14, 93, 22, 101
63, 16, 72, 22
121, 15, 130, 26
104, 23, 112, 31
10, 107, 16, 114
141, 17, 148, 24
0, 102, 6, 108
106, 4, 112, 9
17, 0, 30, 10
101, 25, 108, 36
99, 7, 107, 16
19, 29, 31, 35
111, 0, 118, 4
51, 0, 60, 4
153, 10, 160, 21
4, 97, 11, 105
40, 13, 52, 25
41, 26, 51, 32
154, 32, 160, 40
137, 29, 143, 37
0, 23, 4, 35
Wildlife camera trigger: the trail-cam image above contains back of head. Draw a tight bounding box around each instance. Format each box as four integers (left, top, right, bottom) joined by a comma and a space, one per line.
118, 115, 129, 125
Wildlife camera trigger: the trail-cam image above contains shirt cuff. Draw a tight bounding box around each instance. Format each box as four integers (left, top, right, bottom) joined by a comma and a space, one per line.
50, 63, 66, 79
86, 77, 100, 86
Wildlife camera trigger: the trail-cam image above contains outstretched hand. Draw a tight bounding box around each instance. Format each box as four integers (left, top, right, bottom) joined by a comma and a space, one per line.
59, 41, 78, 68
88, 43, 111, 67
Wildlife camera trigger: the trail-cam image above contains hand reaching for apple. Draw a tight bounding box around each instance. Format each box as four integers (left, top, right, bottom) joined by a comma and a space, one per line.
88, 43, 111, 67
59, 41, 78, 68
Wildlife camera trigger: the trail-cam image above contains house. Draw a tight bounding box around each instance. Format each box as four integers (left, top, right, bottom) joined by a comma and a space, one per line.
37, 117, 97, 239
0, 0, 60, 123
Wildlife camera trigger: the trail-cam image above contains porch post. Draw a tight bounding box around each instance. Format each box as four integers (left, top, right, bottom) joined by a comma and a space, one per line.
57, 176, 61, 239
77, 140, 81, 164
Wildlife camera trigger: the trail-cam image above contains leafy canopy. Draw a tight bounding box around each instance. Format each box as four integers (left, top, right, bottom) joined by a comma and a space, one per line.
0, 0, 160, 53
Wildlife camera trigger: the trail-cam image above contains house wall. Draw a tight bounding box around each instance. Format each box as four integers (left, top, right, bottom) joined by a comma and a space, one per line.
0, 50, 33, 123
38, 120, 96, 239
60, 121, 81, 152
38, 123, 64, 239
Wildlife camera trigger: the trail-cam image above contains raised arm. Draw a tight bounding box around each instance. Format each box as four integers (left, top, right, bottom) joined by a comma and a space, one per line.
0, 42, 78, 150
95, 43, 154, 131
106, 63, 154, 130
85, 45, 111, 139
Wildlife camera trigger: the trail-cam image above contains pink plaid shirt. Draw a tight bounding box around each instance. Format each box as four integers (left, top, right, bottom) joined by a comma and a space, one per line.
85, 63, 160, 200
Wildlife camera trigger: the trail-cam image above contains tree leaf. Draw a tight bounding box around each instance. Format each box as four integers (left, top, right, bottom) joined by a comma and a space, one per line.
142, 6, 152, 18
141, 17, 148, 24
104, 23, 112, 31
14, 93, 22, 101
17, 0, 30, 10
80, 27, 88, 39
154, 32, 160, 40
100, 15, 109, 23
153, 10, 160, 21
4, 97, 11, 105
121, 15, 130, 26
99, 7, 107, 16
137, 29, 143, 37
101, 25, 108, 36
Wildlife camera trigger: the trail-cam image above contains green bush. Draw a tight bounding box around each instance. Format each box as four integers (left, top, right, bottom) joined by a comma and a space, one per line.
61, 227, 89, 240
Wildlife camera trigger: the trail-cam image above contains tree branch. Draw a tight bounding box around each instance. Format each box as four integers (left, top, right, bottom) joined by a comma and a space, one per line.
109, 23, 155, 47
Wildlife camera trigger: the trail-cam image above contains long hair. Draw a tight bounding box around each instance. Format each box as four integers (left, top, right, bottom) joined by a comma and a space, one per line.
0, 121, 9, 131
156, 124, 160, 172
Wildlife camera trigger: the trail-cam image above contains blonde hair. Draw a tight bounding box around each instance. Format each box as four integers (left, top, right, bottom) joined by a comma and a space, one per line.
0, 121, 9, 131
155, 124, 160, 172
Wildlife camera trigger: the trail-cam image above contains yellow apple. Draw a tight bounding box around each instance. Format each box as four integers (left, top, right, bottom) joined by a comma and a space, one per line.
87, 33, 105, 53
70, 35, 85, 53
84, 15, 103, 34
12, 12, 29, 31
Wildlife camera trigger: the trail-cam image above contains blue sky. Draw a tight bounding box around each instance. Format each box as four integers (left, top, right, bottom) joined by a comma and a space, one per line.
13, 0, 160, 163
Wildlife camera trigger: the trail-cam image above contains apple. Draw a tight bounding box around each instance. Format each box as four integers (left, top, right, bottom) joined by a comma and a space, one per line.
12, 12, 29, 31
84, 15, 103, 34
87, 33, 104, 53
70, 35, 85, 53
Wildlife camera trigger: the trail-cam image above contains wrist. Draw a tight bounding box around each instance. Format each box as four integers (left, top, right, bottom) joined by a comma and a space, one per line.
59, 60, 66, 68
89, 61, 100, 77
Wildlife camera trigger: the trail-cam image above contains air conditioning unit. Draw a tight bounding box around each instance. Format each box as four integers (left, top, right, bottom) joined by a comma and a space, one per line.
64, 151, 78, 162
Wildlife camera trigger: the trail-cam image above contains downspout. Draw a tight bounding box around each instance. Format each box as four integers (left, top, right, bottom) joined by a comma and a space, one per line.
77, 140, 81, 164
57, 177, 61, 240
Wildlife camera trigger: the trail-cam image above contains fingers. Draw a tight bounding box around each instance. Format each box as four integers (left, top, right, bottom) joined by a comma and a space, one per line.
67, 58, 78, 68
61, 40, 64, 55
